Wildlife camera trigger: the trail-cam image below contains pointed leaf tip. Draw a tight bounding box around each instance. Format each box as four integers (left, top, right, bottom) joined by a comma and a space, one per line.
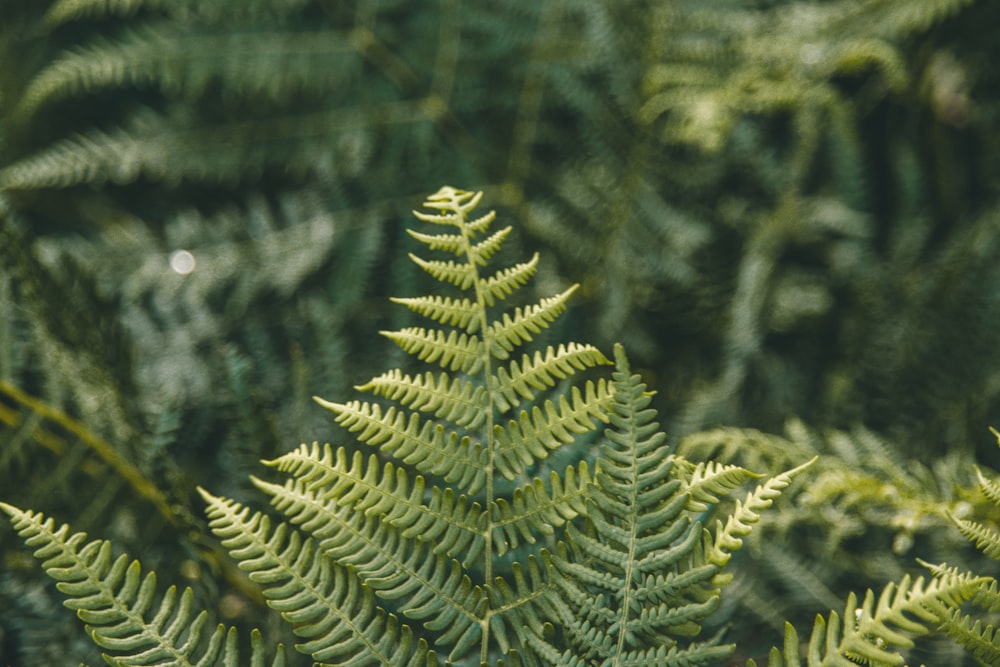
612, 343, 630, 371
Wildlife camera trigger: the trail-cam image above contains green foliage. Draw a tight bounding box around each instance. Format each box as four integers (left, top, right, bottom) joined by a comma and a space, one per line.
747, 570, 988, 667
676, 418, 996, 655
4, 0, 1000, 664
2, 187, 805, 666
930, 428, 1000, 666
0, 503, 286, 667
528, 345, 813, 666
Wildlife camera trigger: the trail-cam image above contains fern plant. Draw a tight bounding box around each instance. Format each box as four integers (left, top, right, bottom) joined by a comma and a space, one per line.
1, 186, 813, 666
742, 426, 1000, 666
931, 427, 1000, 666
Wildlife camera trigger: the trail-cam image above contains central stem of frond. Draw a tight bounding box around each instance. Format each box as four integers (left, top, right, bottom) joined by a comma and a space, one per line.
448, 191, 498, 663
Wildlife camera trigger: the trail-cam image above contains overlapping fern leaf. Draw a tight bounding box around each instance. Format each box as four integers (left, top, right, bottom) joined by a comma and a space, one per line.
0, 502, 286, 667
200, 186, 616, 666
528, 344, 815, 666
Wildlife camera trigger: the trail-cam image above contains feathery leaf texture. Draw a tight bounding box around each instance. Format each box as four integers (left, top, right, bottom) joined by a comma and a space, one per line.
747, 569, 988, 667
0, 187, 823, 665
932, 428, 1000, 666
199, 488, 439, 666
0, 502, 286, 667
532, 344, 810, 666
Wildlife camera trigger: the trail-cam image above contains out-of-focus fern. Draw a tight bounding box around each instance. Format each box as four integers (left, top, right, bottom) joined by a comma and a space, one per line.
4, 0, 1000, 662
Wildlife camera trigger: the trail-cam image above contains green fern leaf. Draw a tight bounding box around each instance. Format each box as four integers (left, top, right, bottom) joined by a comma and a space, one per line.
937, 607, 1000, 667
14, 26, 353, 119
954, 515, 1000, 560
493, 380, 614, 480
705, 457, 816, 585
674, 458, 764, 513
486, 286, 578, 357
199, 489, 439, 666
533, 344, 738, 665
378, 327, 486, 374
490, 462, 594, 555
755, 569, 988, 667
389, 296, 482, 333
316, 399, 489, 493
263, 443, 486, 565
477, 254, 541, 308
42, 0, 312, 25
245, 476, 484, 662
0, 502, 285, 667
490, 342, 612, 412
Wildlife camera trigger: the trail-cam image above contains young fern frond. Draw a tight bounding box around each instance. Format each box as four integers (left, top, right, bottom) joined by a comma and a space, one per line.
0, 502, 286, 667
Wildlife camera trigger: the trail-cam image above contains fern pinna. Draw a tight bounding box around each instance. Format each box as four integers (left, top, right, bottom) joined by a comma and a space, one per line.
2, 186, 810, 666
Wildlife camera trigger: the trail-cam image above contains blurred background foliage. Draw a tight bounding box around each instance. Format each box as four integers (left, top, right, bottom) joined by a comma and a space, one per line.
1, 0, 999, 664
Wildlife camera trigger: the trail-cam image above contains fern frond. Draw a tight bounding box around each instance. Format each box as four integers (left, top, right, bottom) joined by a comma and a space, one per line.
42, 0, 311, 25
199, 489, 440, 666
706, 457, 816, 585
491, 342, 612, 412
389, 296, 481, 333
936, 607, 1000, 667
975, 464, 1000, 508
478, 254, 541, 308
757, 569, 988, 667
675, 458, 764, 512
14, 26, 354, 118
534, 344, 738, 665
408, 254, 478, 290
247, 477, 484, 662
493, 380, 614, 479
0, 502, 285, 667
953, 516, 1000, 560
486, 555, 552, 657
313, 399, 489, 494
263, 443, 486, 564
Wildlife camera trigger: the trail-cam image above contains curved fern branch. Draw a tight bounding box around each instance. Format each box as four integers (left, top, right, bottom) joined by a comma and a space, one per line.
747, 569, 988, 667
0, 502, 285, 667
198, 489, 439, 666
